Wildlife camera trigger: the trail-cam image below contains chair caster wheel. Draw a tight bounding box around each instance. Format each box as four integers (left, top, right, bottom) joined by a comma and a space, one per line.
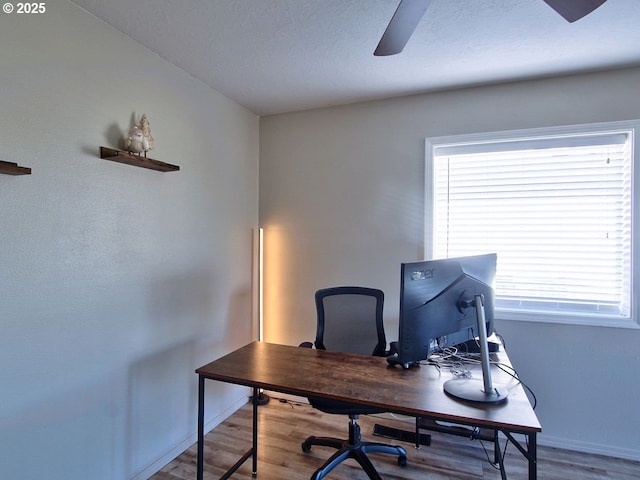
301, 440, 312, 452
398, 455, 408, 467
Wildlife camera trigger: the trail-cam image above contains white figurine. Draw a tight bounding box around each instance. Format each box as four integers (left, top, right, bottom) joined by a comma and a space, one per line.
125, 125, 149, 155
139, 113, 155, 152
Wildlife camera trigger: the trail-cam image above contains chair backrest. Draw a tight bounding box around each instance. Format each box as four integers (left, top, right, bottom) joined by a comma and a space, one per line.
314, 286, 387, 357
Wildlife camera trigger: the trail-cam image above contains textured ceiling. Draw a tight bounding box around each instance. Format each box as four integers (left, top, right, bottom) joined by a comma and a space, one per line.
70, 0, 640, 116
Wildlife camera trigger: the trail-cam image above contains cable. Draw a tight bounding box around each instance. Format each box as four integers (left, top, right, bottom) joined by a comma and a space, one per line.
427, 344, 538, 410
475, 432, 512, 472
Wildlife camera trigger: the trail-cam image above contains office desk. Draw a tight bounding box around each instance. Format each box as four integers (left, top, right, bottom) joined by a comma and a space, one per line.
196, 341, 541, 480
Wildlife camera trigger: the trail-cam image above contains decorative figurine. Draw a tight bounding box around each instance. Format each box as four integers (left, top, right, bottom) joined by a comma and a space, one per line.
125, 125, 149, 155
139, 113, 155, 152
124, 113, 155, 156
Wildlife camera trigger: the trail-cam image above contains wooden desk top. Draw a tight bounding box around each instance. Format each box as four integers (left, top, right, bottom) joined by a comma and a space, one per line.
196, 341, 541, 433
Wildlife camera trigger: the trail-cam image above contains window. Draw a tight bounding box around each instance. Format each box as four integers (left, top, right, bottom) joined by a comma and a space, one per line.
425, 121, 638, 327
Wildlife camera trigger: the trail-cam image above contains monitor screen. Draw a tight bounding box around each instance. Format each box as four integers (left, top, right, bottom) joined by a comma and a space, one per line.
390, 253, 497, 369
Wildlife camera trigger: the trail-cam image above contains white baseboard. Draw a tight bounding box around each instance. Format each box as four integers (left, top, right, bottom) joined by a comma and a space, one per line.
537, 434, 640, 462
130, 394, 249, 480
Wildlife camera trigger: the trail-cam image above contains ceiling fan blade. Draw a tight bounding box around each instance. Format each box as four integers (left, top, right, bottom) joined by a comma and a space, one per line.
542, 0, 607, 23
374, 0, 433, 56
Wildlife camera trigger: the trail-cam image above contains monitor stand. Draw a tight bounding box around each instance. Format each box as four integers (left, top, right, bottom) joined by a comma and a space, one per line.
443, 294, 508, 404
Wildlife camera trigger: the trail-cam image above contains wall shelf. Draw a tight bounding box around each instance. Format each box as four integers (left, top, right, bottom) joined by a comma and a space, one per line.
99, 147, 180, 172
0, 160, 32, 175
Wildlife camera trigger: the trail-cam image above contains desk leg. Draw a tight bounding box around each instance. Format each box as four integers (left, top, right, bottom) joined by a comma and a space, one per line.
197, 375, 205, 480
252, 387, 259, 475
528, 432, 537, 480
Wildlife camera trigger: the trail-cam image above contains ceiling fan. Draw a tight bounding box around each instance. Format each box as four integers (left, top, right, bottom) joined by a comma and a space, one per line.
374, 0, 608, 56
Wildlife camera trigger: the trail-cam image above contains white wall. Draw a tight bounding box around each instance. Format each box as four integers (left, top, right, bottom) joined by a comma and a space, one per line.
0, 2, 258, 479
259, 67, 640, 460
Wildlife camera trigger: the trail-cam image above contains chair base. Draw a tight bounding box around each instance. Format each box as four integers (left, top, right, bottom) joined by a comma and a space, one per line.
301, 417, 407, 480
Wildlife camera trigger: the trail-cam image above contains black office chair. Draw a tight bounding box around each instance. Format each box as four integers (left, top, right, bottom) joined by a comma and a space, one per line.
300, 286, 407, 480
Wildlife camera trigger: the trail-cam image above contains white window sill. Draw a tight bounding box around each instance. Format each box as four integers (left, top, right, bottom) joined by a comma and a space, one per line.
495, 309, 640, 329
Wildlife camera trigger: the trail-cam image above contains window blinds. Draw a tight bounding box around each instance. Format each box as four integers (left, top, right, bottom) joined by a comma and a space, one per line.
432, 131, 632, 318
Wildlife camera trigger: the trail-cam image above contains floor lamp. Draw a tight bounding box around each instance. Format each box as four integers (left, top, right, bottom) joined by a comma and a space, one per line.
255, 227, 270, 405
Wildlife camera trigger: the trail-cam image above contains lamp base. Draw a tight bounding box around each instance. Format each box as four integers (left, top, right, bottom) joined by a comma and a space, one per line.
255, 391, 270, 406
443, 378, 508, 404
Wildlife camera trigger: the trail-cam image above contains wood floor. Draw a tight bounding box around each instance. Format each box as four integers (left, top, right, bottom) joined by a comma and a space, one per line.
152, 396, 639, 480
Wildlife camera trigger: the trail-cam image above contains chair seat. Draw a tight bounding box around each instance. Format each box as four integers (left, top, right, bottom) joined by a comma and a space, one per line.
308, 396, 387, 416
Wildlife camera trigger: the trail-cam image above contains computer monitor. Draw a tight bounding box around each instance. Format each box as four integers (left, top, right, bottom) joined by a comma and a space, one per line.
388, 253, 508, 404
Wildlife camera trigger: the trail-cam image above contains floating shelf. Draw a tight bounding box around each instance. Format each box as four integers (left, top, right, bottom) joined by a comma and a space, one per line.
0, 160, 31, 175
99, 147, 180, 172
